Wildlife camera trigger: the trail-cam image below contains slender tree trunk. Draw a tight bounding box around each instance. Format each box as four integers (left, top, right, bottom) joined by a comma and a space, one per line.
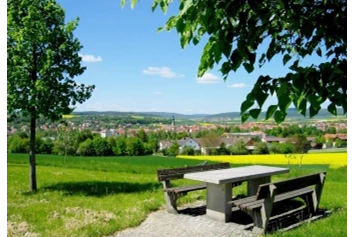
64, 145, 67, 166
29, 113, 37, 191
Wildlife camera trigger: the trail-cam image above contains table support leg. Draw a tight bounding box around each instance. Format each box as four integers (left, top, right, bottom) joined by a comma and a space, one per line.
206, 183, 232, 222
248, 176, 271, 196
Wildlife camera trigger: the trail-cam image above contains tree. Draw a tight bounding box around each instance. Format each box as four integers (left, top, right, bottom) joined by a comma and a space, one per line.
93, 137, 113, 156
114, 136, 127, 156
252, 142, 269, 155
123, 0, 346, 123
168, 141, 180, 157
136, 128, 148, 143
229, 140, 249, 155
218, 142, 230, 155
55, 124, 77, 164
326, 126, 337, 134
291, 134, 311, 169
7, 0, 95, 191
125, 137, 144, 156
76, 138, 95, 156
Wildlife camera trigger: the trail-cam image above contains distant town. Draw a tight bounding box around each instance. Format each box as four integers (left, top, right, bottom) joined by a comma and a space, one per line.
7, 110, 347, 157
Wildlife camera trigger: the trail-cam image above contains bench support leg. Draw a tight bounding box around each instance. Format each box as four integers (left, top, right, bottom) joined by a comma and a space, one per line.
206, 183, 232, 222
164, 192, 179, 214
248, 176, 271, 196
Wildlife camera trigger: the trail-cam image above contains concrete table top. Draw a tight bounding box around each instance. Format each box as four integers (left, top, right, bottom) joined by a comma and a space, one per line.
184, 165, 289, 184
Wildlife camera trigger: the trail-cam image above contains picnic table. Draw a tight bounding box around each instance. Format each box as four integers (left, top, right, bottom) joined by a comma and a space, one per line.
183, 165, 289, 222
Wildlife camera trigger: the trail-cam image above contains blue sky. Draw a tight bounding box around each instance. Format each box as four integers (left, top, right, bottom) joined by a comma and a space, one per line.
45, 0, 330, 114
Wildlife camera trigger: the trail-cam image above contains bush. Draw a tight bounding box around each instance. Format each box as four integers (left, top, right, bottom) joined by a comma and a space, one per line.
93, 137, 113, 156
181, 146, 194, 156
269, 142, 281, 154
252, 142, 269, 154
8, 136, 29, 153
76, 139, 95, 156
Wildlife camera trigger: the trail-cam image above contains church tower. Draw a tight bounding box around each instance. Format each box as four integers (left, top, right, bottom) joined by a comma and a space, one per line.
171, 114, 176, 131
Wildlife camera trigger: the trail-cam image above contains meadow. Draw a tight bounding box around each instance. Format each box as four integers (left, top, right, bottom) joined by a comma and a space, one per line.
7, 153, 347, 237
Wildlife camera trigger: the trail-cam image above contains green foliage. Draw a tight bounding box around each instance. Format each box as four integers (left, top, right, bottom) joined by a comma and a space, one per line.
168, 141, 179, 156
7, 153, 347, 237
326, 126, 337, 134
269, 142, 281, 154
123, 0, 346, 123
7, 0, 95, 121
229, 140, 249, 155
136, 128, 148, 143
334, 138, 343, 148
76, 138, 95, 156
93, 137, 113, 156
7, 0, 95, 190
252, 142, 269, 155
125, 137, 144, 156
217, 142, 230, 155
181, 146, 195, 156
292, 134, 311, 154
279, 142, 295, 154
7, 135, 30, 153
114, 136, 127, 156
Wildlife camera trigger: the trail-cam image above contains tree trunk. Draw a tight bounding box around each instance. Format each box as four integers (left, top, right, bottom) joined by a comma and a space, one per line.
29, 114, 37, 191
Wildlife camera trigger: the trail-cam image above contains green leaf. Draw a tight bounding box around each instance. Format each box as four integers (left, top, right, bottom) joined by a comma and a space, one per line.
121, 0, 126, 8
243, 63, 254, 73
240, 100, 254, 114
157, 26, 164, 32
278, 92, 291, 112
192, 36, 200, 45
309, 105, 320, 118
316, 48, 322, 57
249, 108, 261, 119
241, 113, 250, 123
130, 0, 138, 9
308, 94, 322, 109
282, 54, 292, 65
152, 0, 159, 11
327, 103, 337, 116
258, 53, 266, 67
265, 105, 278, 120
160, 0, 168, 13
274, 110, 286, 124
296, 95, 307, 117
222, 43, 232, 58
255, 91, 268, 108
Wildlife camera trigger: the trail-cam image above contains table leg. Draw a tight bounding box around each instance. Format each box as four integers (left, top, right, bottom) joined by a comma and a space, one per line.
206, 183, 232, 222
247, 176, 271, 196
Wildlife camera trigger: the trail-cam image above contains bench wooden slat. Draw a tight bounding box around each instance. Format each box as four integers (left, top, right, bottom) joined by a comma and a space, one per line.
240, 187, 314, 211
256, 172, 326, 200
164, 183, 206, 193
157, 162, 235, 214
228, 172, 326, 235
157, 162, 230, 181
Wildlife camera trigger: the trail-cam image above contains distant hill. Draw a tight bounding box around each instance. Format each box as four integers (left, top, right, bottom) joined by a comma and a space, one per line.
202, 108, 346, 120
73, 108, 346, 121
72, 111, 209, 120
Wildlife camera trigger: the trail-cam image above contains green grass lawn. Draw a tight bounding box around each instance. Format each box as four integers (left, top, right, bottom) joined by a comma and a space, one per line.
7, 154, 347, 237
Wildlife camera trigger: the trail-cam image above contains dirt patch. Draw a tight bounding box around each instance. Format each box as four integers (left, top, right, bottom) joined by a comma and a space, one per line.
7, 221, 39, 237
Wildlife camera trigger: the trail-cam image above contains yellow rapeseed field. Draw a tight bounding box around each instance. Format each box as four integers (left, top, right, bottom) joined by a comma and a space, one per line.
62, 114, 75, 118
177, 153, 347, 168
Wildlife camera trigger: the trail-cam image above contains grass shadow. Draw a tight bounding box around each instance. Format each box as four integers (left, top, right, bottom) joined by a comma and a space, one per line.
41, 181, 161, 197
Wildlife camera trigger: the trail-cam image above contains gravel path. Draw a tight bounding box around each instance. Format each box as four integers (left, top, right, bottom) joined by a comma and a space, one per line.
105, 201, 259, 237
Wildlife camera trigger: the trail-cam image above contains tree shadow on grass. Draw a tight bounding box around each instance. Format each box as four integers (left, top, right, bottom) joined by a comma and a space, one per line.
40, 181, 161, 197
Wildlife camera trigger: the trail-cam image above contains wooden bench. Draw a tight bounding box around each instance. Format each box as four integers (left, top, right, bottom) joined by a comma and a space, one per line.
228, 171, 326, 235
157, 162, 241, 214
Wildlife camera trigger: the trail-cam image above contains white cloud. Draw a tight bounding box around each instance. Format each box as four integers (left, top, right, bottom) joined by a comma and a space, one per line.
196, 73, 222, 84
79, 54, 103, 63
227, 83, 246, 88
153, 91, 163, 95
142, 67, 184, 78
